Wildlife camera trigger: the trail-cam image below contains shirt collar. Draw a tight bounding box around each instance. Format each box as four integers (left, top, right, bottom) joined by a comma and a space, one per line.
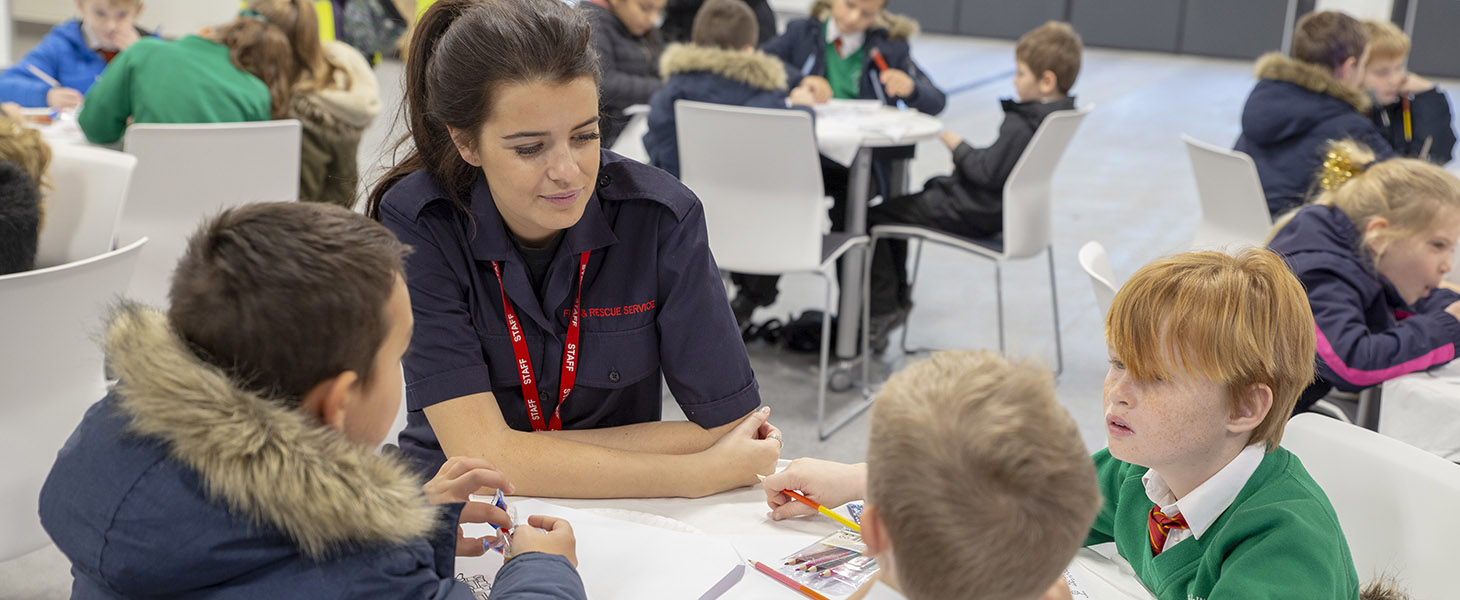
1141, 443, 1266, 539
82, 22, 104, 51
823, 19, 864, 58
466, 176, 618, 264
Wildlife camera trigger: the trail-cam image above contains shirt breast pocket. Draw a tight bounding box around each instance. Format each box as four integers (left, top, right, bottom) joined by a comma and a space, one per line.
575, 322, 659, 389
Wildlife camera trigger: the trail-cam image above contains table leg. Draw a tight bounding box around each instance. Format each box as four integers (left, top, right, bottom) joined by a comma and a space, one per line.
834, 148, 872, 360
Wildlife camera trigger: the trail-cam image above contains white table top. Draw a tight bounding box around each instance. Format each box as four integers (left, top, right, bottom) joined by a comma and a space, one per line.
456, 466, 1155, 600
813, 100, 943, 166
1381, 362, 1460, 462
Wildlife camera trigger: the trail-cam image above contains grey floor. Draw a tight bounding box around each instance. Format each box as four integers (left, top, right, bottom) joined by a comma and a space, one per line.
7, 19, 1460, 599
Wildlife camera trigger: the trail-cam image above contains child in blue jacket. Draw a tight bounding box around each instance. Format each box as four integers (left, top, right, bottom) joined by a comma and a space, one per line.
1268, 140, 1460, 414
39, 202, 586, 599
0, 0, 152, 109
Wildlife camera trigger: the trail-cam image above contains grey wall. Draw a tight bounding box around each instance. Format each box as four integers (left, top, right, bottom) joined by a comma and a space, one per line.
1407, 0, 1460, 78
1069, 0, 1183, 53
957, 0, 1068, 40
1179, 0, 1290, 60
896, 0, 960, 35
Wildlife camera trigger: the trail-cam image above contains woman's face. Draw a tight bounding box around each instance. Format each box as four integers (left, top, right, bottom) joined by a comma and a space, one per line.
452, 77, 601, 246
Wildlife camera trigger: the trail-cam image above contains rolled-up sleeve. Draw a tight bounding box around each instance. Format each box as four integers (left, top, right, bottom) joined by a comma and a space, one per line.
654, 199, 762, 427
381, 199, 494, 412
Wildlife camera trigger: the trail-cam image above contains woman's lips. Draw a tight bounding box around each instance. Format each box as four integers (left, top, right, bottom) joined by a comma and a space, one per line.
540, 190, 579, 206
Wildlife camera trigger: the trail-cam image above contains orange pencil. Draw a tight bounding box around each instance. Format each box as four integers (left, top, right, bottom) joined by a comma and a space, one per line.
870, 48, 890, 72
758, 474, 862, 532
751, 560, 832, 600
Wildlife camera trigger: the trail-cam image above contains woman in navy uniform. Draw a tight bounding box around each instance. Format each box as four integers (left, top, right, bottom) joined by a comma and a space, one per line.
367, 0, 780, 507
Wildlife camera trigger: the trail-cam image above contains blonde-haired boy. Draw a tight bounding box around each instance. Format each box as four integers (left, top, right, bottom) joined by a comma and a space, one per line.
0, 0, 151, 109
1361, 19, 1455, 164
1092, 248, 1360, 599
766, 350, 1101, 600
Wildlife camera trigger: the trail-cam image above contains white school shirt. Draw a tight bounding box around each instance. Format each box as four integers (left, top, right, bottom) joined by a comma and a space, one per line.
1141, 443, 1266, 552
824, 19, 866, 59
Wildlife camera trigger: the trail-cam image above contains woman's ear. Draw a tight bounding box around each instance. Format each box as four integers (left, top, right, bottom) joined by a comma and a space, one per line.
447, 125, 483, 167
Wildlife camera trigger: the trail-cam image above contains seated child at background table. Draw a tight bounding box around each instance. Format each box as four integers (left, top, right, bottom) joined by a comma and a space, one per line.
1267, 140, 1460, 415
765, 350, 1102, 600
1090, 248, 1359, 599
1234, 10, 1393, 218
0, 108, 52, 275
0, 0, 153, 110
860, 20, 1081, 352
1360, 19, 1455, 165
645, 0, 815, 179
579, 0, 667, 147
39, 202, 586, 599
77, 1, 308, 145
660, 0, 776, 46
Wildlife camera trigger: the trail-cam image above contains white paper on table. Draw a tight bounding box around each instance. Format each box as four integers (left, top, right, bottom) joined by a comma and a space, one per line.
813, 99, 884, 116
456, 499, 746, 600
1061, 547, 1158, 600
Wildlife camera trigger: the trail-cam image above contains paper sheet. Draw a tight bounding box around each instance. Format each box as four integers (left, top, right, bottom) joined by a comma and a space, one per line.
456, 499, 746, 600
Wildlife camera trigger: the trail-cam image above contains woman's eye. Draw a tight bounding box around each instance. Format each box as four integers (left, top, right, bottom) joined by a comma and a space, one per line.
514, 145, 543, 157
573, 132, 601, 144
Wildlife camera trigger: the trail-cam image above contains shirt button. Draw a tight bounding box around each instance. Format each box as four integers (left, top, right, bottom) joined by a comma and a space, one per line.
539, 391, 550, 403
608, 370, 621, 383
598, 174, 613, 188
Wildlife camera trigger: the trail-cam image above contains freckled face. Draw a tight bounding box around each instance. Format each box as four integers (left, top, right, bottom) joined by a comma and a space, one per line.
1103, 348, 1233, 472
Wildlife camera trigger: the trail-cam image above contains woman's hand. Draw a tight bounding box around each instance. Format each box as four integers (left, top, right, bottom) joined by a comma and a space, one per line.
698, 406, 781, 495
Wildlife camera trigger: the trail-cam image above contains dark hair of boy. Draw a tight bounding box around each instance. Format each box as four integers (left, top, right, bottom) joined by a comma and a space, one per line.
0, 160, 39, 276
691, 0, 757, 50
1015, 21, 1082, 95
1292, 11, 1368, 71
167, 202, 409, 402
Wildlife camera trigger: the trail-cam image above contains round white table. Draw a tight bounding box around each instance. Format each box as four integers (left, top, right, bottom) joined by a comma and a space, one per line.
1381, 362, 1460, 462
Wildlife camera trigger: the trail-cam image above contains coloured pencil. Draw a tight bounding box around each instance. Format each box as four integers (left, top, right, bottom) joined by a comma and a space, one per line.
751, 560, 832, 600
870, 48, 890, 72
782, 488, 861, 532
807, 553, 856, 573
798, 550, 853, 571
785, 547, 842, 565
26, 64, 61, 88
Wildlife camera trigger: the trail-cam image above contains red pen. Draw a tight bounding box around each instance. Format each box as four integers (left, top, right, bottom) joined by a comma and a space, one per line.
870, 48, 890, 72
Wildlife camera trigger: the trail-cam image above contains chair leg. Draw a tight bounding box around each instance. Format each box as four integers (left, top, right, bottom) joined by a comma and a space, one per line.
820, 271, 874, 440
1357, 386, 1381, 431
898, 237, 923, 355
994, 261, 1006, 357
861, 234, 875, 396
1046, 246, 1064, 376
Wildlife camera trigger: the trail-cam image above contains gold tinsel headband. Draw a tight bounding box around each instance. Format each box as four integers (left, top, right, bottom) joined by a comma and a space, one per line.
1319, 149, 1365, 191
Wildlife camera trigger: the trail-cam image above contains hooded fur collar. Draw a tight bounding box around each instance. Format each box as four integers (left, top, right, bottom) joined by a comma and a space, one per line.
809, 0, 919, 41
104, 303, 438, 559
659, 44, 788, 91
290, 41, 382, 140
1254, 52, 1370, 113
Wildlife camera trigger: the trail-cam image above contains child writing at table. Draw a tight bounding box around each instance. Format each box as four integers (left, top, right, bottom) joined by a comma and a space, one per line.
1360, 19, 1455, 165
861, 20, 1080, 352
39, 202, 586, 599
1267, 140, 1460, 415
766, 350, 1103, 600
77, 0, 309, 145
0, 0, 153, 110
579, 0, 667, 147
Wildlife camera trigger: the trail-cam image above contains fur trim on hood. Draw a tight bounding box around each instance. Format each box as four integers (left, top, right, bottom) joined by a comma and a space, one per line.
1254, 52, 1370, 113
290, 41, 383, 140
809, 0, 919, 41
104, 302, 438, 559
659, 44, 788, 90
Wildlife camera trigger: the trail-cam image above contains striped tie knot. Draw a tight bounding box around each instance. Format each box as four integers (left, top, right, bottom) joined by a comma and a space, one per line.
1147, 506, 1190, 556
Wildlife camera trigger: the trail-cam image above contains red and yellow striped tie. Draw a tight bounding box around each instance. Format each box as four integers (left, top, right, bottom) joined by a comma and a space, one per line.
1147, 506, 1190, 556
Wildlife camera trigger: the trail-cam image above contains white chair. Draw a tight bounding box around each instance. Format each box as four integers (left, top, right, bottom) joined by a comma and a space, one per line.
1282, 413, 1460, 598
119, 120, 301, 307
610, 104, 651, 164
865, 106, 1092, 374
1182, 135, 1273, 250
676, 100, 869, 440
35, 144, 137, 268
1077, 240, 1117, 321
0, 238, 148, 561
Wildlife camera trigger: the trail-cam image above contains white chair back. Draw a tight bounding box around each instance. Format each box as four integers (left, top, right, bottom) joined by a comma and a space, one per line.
35, 144, 137, 268
1002, 106, 1092, 259
1183, 135, 1273, 250
676, 100, 826, 274
1077, 240, 1117, 320
1282, 413, 1460, 598
119, 120, 301, 307
0, 238, 147, 561
611, 104, 651, 164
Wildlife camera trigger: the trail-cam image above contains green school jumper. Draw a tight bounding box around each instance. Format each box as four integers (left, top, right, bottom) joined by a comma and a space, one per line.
1085, 448, 1359, 600
79, 35, 272, 145
822, 21, 865, 100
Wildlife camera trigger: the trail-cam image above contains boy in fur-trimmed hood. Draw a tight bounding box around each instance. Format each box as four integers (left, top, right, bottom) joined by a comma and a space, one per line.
1234, 10, 1394, 218
39, 202, 584, 599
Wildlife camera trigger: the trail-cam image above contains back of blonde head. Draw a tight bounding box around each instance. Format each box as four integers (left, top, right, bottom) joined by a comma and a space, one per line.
866, 350, 1100, 600
0, 114, 51, 192
1309, 140, 1460, 255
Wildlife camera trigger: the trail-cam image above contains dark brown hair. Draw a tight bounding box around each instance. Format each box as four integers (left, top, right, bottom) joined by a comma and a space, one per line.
1016, 21, 1082, 95
692, 0, 757, 50
168, 202, 409, 403
365, 0, 600, 220
1293, 10, 1368, 71
211, 0, 315, 119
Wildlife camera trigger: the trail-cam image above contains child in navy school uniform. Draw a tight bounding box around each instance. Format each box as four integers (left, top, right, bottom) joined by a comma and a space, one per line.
1361, 19, 1456, 165
39, 202, 586, 599
579, 0, 667, 148
1234, 10, 1394, 218
861, 21, 1080, 352
1268, 140, 1460, 415
645, 0, 815, 179
0, 0, 152, 110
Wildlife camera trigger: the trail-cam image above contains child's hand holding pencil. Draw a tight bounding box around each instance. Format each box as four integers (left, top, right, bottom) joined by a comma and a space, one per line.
763, 458, 868, 521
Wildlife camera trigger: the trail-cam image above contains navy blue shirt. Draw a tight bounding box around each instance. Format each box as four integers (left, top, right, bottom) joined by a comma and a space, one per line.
379, 150, 761, 472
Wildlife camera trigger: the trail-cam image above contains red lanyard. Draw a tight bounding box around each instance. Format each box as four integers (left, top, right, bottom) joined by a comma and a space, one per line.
489, 251, 589, 431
